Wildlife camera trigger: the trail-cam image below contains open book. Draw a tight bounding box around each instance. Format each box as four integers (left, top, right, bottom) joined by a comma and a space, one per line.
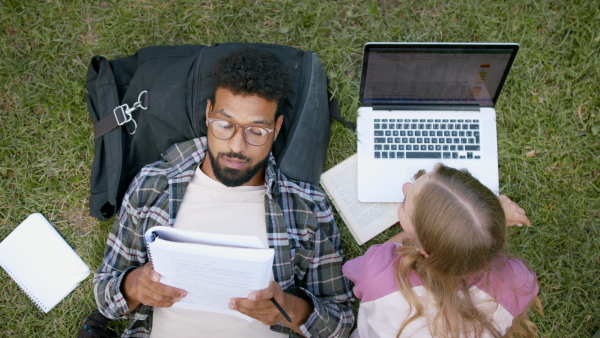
144, 227, 274, 321
0, 213, 90, 313
320, 154, 401, 245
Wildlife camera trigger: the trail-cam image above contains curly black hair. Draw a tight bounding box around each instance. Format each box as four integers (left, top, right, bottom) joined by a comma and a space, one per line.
212, 48, 291, 115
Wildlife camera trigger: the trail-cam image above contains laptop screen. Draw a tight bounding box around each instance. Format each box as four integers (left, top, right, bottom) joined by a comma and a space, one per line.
359, 43, 519, 107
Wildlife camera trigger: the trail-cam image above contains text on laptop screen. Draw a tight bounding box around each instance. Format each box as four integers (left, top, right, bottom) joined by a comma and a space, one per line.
360, 45, 517, 107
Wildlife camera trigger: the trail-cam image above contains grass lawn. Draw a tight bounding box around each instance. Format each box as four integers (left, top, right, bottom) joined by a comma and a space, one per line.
0, 0, 598, 336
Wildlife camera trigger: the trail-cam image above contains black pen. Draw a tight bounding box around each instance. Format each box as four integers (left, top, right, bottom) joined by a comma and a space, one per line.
270, 298, 292, 323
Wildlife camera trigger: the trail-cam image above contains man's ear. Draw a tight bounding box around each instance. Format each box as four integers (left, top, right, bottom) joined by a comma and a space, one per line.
205, 99, 213, 127
273, 115, 284, 140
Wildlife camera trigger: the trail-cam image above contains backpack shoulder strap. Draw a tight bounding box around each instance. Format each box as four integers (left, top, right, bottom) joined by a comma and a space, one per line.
86, 55, 128, 220
327, 90, 356, 130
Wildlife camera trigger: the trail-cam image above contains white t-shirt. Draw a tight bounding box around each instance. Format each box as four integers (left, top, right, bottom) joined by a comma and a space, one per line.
151, 166, 284, 338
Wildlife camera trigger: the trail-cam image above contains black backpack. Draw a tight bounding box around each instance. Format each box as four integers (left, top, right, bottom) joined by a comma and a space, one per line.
86, 43, 354, 221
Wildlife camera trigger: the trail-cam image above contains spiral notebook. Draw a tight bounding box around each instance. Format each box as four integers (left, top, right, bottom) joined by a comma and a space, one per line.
0, 213, 90, 313
145, 226, 274, 320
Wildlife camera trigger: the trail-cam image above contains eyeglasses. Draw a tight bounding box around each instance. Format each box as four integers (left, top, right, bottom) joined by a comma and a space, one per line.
207, 118, 275, 146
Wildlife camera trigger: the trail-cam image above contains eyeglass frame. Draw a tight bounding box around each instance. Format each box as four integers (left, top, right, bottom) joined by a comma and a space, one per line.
206, 117, 276, 146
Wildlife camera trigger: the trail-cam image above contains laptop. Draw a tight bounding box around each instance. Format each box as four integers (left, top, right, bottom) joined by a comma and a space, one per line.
357, 42, 519, 202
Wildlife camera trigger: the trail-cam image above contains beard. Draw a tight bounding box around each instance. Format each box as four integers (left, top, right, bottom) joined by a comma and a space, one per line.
207, 147, 269, 187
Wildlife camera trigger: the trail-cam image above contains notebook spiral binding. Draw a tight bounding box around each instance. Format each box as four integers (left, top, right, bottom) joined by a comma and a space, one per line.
145, 231, 158, 269
0, 262, 49, 312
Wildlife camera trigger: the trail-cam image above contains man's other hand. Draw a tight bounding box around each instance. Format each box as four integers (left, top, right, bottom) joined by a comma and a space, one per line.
121, 262, 187, 314
229, 281, 312, 336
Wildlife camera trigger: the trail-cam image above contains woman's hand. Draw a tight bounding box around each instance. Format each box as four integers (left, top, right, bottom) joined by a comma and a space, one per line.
499, 195, 531, 227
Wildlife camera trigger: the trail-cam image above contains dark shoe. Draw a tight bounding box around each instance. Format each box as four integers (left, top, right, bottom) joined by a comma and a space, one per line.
78, 311, 118, 338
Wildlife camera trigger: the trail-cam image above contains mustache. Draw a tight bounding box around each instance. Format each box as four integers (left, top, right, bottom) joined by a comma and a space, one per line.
219, 151, 250, 162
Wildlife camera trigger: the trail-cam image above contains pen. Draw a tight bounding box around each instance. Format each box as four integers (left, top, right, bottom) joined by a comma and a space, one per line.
270, 298, 292, 323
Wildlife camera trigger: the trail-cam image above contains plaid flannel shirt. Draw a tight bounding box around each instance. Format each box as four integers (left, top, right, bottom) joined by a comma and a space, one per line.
93, 137, 354, 337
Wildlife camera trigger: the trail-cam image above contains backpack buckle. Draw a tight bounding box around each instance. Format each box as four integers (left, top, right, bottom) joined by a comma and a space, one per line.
113, 104, 134, 126
134, 90, 149, 110
112, 104, 137, 135
112, 91, 148, 135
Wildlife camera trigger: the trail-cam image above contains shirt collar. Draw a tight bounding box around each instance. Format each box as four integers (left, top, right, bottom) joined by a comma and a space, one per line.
264, 153, 278, 199
162, 137, 208, 165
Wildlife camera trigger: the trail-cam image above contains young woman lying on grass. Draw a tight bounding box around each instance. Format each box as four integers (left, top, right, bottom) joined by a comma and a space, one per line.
343, 164, 541, 338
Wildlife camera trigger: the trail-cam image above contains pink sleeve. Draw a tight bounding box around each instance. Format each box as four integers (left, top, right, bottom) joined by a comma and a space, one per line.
492, 259, 539, 317
343, 242, 405, 302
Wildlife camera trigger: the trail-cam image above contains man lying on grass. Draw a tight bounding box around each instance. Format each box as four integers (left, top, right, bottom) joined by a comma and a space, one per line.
92, 47, 354, 338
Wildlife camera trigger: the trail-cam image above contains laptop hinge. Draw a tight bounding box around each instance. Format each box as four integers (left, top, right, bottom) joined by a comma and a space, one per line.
373, 104, 481, 111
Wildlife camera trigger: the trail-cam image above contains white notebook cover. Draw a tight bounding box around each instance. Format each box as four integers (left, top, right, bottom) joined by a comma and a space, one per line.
0, 213, 90, 312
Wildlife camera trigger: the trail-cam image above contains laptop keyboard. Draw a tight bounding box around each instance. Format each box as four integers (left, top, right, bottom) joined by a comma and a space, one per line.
373, 118, 481, 160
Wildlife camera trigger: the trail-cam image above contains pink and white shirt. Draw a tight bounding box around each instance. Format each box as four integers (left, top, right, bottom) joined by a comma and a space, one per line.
343, 242, 538, 338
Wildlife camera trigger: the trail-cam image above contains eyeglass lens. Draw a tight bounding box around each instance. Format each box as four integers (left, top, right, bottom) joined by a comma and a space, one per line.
210, 119, 270, 145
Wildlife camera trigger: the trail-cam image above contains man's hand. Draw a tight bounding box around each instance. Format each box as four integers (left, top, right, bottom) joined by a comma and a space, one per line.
228, 281, 313, 336
499, 195, 531, 227
121, 262, 187, 314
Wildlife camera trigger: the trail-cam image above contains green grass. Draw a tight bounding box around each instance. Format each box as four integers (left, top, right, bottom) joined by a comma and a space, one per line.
0, 0, 598, 336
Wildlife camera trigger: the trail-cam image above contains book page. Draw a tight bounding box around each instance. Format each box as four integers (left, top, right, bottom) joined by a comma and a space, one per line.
0, 213, 90, 313
321, 154, 400, 245
146, 229, 274, 321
